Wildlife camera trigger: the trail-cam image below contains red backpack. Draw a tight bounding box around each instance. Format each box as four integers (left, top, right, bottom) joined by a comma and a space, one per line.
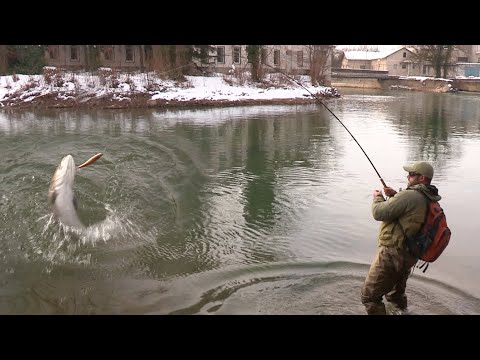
398, 193, 451, 272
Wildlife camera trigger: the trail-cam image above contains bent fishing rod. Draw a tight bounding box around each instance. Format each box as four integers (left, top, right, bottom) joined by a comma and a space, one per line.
264, 63, 387, 188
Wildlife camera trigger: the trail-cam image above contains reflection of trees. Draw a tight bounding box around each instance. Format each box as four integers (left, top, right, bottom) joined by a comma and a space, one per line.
161, 107, 336, 267
395, 93, 464, 170
241, 111, 333, 231
418, 95, 450, 161
235, 110, 336, 263
244, 120, 275, 226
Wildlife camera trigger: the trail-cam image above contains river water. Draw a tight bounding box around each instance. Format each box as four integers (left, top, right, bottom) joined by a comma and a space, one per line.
1, 88, 479, 315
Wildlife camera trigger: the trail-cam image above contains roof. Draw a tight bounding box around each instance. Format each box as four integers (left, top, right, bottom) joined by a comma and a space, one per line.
343, 46, 414, 61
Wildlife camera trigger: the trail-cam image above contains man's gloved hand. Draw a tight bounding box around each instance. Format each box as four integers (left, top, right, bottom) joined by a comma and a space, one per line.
383, 187, 397, 197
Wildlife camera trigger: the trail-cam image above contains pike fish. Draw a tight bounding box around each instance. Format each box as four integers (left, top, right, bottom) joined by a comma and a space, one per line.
47, 153, 103, 228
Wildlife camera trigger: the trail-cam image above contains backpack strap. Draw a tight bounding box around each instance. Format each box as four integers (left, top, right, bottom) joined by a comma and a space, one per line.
397, 219, 431, 273
395, 189, 430, 264
417, 261, 430, 273
396, 190, 429, 246
402, 188, 430, 229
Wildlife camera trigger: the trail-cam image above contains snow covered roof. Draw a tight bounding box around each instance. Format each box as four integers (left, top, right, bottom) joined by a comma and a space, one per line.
342, 46, 411, 60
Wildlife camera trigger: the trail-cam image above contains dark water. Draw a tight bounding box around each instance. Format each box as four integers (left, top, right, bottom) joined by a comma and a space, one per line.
1, 88, 480, 314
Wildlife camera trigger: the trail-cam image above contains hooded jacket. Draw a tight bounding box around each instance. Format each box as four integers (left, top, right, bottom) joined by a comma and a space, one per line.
372, 184, 442, 248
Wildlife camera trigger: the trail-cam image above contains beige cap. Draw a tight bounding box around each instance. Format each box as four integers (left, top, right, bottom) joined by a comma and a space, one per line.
403, 161, 434, 179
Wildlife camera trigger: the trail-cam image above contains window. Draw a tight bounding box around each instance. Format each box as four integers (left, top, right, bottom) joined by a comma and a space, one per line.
273, 50, 280, 66
233, 46, 241, 64
216, 47, 225, 63
125, 46, 134, 62
48, 45, 59, 60
70, 46, 79, 61
297, 51, 303, 67
103, 46, 114, 61
457, 57, 468, 62
261, 48, 267, 64
402, 63, 407, 69
423, 65, 427, 74
403, 52, 407, 58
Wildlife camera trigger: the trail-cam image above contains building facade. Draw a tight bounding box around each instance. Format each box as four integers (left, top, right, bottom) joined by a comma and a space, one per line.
340, 47, 427, 76
44, 45, 146, 71
210, 45, 333, 84
43, 45, 333, 85
338, 45, 480, 78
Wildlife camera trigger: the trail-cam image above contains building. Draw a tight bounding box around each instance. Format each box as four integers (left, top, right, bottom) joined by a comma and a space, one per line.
210, 45, 333, 85
42, 45, 333, 85
337, 45, 480, 78
340, 46, 427, 76
44, 45, 147, 71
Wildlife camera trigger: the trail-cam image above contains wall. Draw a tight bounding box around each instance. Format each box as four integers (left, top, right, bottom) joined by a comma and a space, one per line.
331, 77, 383, 89
45, 45, 87, 70
390, 78, 453, 92
452, 78, 480, 92
331, 76, 454, 93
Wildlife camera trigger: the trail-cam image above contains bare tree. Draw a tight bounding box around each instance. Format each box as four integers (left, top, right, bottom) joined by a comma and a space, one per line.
246, 45, 265, 82
304, 45, 334, 86
150, 45, 209, 78
84, 45, 101, 71
150, 45, 187, 78
150, 45, 168, 75
410, 45, 457, 78
175, 45, 192, 76
0, 45, 8, 74
139, 45, 145, 72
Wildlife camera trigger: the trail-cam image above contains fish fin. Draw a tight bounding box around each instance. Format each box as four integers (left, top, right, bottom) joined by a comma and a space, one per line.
48, 190, 57, 206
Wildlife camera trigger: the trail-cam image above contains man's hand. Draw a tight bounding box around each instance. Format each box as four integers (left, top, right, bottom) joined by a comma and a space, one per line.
373, 190, 383, 198
383, 187, 397, 197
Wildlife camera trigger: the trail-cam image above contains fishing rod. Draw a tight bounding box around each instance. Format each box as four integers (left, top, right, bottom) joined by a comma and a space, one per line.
264, 63, 387, 188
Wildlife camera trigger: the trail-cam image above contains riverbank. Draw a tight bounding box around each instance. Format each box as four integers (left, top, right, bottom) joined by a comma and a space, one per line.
0, 69, 340, 110
0, 93, 333, 110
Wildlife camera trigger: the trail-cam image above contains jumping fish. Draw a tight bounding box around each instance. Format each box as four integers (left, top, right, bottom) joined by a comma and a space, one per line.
48, 153, 103, 228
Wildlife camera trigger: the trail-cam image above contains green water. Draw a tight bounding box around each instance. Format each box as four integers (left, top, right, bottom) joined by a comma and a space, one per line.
1, 89, 480, 314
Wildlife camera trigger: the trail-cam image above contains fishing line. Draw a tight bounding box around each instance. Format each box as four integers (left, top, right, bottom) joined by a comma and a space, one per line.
264, 63, 387, 188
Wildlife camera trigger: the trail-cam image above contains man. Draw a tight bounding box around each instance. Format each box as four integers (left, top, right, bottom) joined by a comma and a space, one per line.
361, 161, 442, 315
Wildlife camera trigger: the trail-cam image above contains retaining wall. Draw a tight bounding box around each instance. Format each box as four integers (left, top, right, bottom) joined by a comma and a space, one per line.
331, 76, 455, 93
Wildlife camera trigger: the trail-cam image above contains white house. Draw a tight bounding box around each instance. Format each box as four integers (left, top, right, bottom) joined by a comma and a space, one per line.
340, 46, 432, 76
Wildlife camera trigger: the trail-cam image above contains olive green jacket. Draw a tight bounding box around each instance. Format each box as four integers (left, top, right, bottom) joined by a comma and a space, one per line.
372, 184, 442, 248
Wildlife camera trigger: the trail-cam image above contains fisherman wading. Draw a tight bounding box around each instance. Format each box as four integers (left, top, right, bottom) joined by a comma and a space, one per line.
361, 161, 441, 315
